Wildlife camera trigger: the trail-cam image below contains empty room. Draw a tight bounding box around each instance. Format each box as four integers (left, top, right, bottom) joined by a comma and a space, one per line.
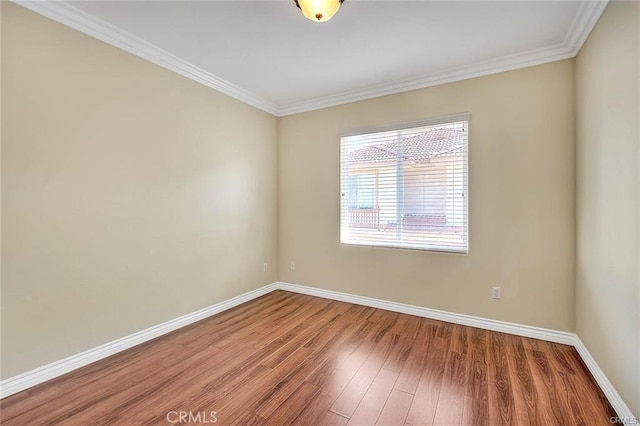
1, 0, 638, 424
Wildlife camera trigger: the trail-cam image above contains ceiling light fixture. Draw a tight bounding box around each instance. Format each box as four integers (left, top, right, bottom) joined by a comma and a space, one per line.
295, 0, 344, 23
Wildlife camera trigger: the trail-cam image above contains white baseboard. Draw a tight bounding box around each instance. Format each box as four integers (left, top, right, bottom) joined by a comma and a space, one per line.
2, 280, 634, 424
274, 281, 575, 345
0, 282, 278, 398
574, 337, 636, 424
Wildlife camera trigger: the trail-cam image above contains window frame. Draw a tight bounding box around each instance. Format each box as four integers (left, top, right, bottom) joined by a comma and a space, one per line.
347, 170, 379, 210
339, 113, 470, 254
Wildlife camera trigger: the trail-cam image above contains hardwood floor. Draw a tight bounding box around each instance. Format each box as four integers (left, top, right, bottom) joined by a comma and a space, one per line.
0, 291, 616, 425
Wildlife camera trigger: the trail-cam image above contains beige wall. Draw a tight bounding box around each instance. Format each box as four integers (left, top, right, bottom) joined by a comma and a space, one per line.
0, 3, 278, 378
576, 0, 640, 416
279, 60, 576, 331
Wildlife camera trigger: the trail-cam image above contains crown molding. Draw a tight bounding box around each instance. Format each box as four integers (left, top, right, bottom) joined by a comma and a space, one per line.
12, 0, 608, 117
276, 42, 574, 116
277, 0, 609, 116
12, 0, 280, 116
565, 0, 610, 57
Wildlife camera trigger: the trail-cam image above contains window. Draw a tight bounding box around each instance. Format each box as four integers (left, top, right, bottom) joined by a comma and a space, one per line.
340, 115, 469, 253
347, 173, 376, 209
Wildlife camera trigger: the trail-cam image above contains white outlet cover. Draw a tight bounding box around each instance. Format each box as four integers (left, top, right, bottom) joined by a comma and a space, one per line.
492, 287, 501, 299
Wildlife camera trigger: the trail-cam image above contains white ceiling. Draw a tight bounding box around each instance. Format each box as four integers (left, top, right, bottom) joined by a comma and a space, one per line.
17, 0, 607, 115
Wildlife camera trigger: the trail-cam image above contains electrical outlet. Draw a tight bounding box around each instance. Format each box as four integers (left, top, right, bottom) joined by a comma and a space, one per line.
492, 286, 501, 300
263, 263, 268, 272
290, 261, 295, 271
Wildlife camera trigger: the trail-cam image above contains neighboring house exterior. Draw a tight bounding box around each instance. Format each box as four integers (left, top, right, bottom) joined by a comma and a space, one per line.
346, 127, 465, 233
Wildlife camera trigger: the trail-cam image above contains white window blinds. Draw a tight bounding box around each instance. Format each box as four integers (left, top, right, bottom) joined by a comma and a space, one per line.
340, 117, 469, 253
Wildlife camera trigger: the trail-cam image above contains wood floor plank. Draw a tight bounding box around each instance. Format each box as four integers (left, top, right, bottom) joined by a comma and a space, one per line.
91, 343, 262, 425
255, 320, 367, 419
0, 384, 65, 422
450, 324, 470, 356
464, 327, 487, 401
213, 295, 321, 349
376, 389, 413, 426
108, 299, 333, 423
208, 292, 302, 347
292, 320, 386, 424
230, 410, 266, 426
304, 320, 376, 390
320, 411, 350, 426
303, 312, 354, 352
405, 336, 449, 426
503, 333, 527, 360
383, 315, 422, 373
120, 321, 313, 422
264, 381, 320, 426
393, 321, 432, 394
559, 345, 619, 420
258, 322, 318, 368
292, 334, 376, 423
432, 351, 466, 426
522, 339, 573, 425
105, 341, 270, 423
506, 338, 539, 425
0, 291, 617, 426
330, 315, 399, 418
462, 396, 488, 426
13, 359, 180, 425
347, 368, 398, 425
544, 341, 610, 425
486, 332, 515, 425
291, 392, 339, 425
202, 346, 315, 421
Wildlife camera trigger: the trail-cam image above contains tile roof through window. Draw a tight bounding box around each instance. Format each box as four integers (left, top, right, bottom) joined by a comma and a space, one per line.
348, 127, 464, 165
